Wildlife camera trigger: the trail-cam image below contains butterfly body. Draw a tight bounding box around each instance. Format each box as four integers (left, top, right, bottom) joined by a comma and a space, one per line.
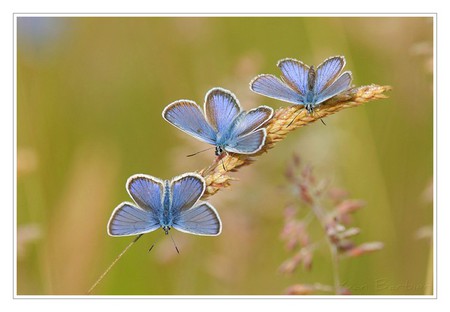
108, 173, 222, 237
213, 111, 244, 154
159, 180, 174, 234
302, 65, 321, 113
250, 56, 352, 116
163, 88, 274, 157
213, 120, 235, 152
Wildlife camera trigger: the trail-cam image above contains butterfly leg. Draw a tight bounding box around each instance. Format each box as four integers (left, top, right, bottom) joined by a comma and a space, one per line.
287, 107, 304, 128
218, 151, 228, 172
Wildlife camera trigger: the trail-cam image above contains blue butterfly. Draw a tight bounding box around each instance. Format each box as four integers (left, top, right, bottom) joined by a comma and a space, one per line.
250, 56, 352, 115
162, 87, 274, 157
108, 173, 222, 237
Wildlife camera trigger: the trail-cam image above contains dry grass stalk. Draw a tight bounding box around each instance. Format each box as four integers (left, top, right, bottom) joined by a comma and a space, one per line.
200, 84, 391, 199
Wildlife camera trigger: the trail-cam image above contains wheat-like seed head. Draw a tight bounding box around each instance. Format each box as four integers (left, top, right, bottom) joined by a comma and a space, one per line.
199, 84, 392, 199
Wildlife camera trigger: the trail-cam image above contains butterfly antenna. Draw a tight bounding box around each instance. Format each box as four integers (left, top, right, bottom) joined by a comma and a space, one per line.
169, 232, 180, 254
221, 158, 227, 171
87, 234, 143, 295
186, 147, 214, 157
220, 151, 229, 172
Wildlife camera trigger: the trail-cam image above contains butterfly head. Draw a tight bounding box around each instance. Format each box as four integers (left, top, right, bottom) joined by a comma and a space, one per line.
215, 145, 225, 157
304, 103, 316, 115
162, 226, 171, 235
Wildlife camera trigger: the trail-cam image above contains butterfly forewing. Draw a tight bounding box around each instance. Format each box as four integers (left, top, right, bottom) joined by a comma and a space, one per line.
127, 174, 164, 213
277, 58, 310, 95
250, 74, 302, 104
173, 202, 222, 236
107, 202, 160, 236
170, 173, 205, 212
205, 88, 241, 134
314, 56, 345, 94
163, 100, 216, 145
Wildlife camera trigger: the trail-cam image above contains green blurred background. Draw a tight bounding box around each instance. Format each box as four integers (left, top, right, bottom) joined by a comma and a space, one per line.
16, 16, 433, 295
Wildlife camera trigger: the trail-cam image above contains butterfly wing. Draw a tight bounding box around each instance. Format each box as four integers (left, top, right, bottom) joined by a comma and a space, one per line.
163, 100, 217, 145
107, 202, 160, 236
126, 174, 164, 213
226, 128, 267, 154
250, 74, 304, 105
170, 173, 205, 213
314, 56, 346, 94
277, 58, 310, 95
315, 71, 352, 104
231, 106, 273, 138
204, 88, 242, 134
173, 202, 222, 236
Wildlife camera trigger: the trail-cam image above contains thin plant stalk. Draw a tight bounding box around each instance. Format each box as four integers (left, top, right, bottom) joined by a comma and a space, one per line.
87, 234, 143, 294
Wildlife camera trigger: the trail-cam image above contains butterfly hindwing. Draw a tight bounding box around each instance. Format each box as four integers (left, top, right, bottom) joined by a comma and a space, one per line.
173, 202, 222, 236
316, 71, 352, 103
226, 128, 267, 154
231, 106, 273, 138
107, 202, 160, 236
